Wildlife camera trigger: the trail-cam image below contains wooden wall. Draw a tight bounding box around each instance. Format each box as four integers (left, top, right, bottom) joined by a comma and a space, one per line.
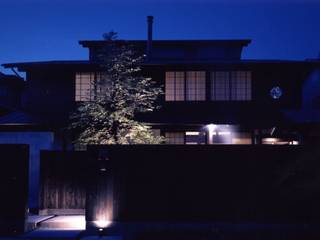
89, 145, 320, 223
41, 145, 320, 224
39, 151, 89, 215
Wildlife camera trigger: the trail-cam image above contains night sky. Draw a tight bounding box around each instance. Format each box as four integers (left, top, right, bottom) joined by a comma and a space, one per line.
1, 0, 320, 74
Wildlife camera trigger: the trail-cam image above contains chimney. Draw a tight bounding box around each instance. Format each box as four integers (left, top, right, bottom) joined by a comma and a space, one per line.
147, 16, 153, 58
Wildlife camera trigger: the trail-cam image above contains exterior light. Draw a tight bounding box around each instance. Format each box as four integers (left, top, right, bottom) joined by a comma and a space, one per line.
206, 124, 217, 144
93, 220, 111, 229
270, 86, 283, 99
206, 124, 217, 132
205, 124, 236, 144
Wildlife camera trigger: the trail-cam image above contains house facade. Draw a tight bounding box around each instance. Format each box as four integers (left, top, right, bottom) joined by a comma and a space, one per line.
1, 16, 320, 210
2, 17, 320, 147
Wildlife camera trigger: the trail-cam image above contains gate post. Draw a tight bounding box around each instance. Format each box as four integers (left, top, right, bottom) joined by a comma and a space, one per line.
85, 149, 114, 234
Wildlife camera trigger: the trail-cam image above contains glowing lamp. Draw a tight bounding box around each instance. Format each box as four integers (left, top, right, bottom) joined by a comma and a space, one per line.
206, 124, 217, 132
93, 219, 111, 228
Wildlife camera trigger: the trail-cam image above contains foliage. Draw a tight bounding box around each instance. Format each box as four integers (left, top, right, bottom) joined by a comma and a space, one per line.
69, 32, 164, 145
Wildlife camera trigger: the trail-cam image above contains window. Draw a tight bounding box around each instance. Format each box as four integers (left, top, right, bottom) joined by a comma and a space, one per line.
75, 72, 96, 101
186, 71, 206, 101
74, 143, 87, 151
75, 72, 104, 101
231, 71, 251, 100
165, 72, 185, 101
232, 133, 252, 145
165, 71, 206, 101
185, 131, 206, 144
211, 71, 251, 101
165, 132, 184, 144
211, 72, 230, 101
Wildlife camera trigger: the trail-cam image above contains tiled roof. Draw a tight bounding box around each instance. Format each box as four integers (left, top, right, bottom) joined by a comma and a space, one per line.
0, 110, 37, 125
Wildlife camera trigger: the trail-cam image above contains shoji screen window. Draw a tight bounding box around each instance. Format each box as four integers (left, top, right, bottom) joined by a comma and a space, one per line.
165, 72, 185, 101
186, 71, 206, 101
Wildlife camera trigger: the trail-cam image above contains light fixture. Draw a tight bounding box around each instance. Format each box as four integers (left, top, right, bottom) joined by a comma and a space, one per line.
206, 124, 217, 132
270, 86, 283, 99
93, 220, 111, 229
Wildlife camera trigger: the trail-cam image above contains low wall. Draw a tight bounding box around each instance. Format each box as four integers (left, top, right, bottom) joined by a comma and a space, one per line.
89, 145, 320, 224
40, 145, 320, 225
39, 151, 89, 215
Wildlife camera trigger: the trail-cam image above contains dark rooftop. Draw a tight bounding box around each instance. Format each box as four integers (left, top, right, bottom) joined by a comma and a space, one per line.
79, 39, 252, 48
2, 60, 95, 71
0, 71, 24, 83
2, 60, 92, 67
3, 59, 319, 72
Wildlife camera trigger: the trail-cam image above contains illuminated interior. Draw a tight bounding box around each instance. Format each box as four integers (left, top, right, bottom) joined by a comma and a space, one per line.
164, 125, 298, 145
206, 124, 251, 144
262, 138, 299, 145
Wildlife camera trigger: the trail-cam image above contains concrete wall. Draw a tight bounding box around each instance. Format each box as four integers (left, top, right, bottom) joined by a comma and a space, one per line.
0, 132, 53, 210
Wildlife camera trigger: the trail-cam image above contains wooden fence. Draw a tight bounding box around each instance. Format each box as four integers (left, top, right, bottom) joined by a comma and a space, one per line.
39, 151, 89, 215
40, 145, 320, 224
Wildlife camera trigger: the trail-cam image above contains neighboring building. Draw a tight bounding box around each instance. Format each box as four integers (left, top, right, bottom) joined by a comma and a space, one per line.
0, 72, 24, 110
0, 72, 53, 211
1, 16, 320, 209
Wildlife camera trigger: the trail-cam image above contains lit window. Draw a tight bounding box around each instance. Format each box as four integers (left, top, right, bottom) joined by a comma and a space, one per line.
165, 132, 184, 144
165, 72, 185, 101
211, 72, 230, 101
75, 72, 96, 101
186, 71, 206, 101
75, 72, 108, 101
185, 131, 206, 144
262, 138, 299, 145
211, 71, 251, 101
232, 133, 252, 145
231, 71, 251, 101
165, 71, 206, 101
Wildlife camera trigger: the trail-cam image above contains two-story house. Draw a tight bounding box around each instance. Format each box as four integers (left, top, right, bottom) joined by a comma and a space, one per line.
1, 16, 320, 210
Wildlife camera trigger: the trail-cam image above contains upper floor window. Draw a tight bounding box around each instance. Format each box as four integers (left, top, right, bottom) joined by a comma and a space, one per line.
75, 72, 95, 101
165, 71, 206, 101
165, 72, 185, 101
186, 71, 206, 101
211, 71, 251, 101
75, 72, 105, 101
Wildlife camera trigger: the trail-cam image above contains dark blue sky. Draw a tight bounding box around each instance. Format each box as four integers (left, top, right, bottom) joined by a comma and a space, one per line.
1, 0, 320, 74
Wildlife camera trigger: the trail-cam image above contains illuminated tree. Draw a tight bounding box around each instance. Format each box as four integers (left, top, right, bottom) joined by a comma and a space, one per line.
69, 32, 163, 144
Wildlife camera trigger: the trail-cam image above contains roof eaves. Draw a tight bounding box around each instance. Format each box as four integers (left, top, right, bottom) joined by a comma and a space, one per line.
2, 60, 96, 71
79, 39, 252, 48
